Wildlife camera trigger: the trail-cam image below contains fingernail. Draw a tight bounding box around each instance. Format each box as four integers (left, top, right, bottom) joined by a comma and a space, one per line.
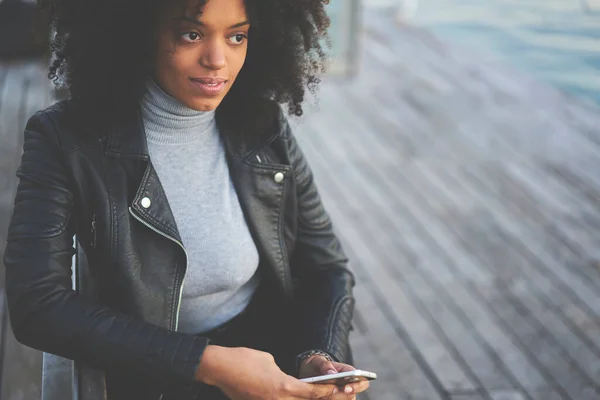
333, 387, 339, 394
345, 386, 353, 393
327, 369, 337, 374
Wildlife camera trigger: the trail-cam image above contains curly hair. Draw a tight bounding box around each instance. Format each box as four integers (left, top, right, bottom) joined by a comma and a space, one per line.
37, 0, 330, 136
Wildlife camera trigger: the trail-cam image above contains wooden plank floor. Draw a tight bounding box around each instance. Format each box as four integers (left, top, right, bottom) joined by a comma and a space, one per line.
292, 9, 600, 400
2, 8, 600, 400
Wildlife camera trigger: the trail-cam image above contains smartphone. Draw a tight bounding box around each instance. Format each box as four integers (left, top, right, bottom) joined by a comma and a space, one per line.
300, 370, 377, 385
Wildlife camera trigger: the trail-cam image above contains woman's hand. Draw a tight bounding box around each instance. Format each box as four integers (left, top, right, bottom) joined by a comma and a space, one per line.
298, 355, 370, 399
196, 345, 350, 399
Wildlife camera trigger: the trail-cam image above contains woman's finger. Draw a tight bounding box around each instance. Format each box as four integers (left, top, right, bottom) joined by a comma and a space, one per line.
331, 361, 356, 372
293, 379, 339, 399
315, 358, 339, 375
346, 380, 370, 394
330, 388, 356, 400
331, 392, 356, 400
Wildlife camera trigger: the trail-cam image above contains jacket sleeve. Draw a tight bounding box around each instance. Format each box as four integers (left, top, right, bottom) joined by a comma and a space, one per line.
280, 114, 356, 364
3, 111, 209, 389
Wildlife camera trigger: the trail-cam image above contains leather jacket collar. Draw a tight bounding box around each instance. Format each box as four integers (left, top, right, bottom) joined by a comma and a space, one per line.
105, 110, 294, 297
104, 108, 279, 163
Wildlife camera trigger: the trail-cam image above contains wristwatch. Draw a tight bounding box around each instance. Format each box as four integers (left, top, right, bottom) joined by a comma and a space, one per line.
296, 350, 334, 373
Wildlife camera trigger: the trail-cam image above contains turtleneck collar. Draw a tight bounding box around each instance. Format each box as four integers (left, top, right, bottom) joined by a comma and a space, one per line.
141, 79, 217, 145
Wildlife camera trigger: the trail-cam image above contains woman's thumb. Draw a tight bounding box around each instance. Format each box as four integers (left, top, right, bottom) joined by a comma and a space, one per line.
319, 359, 338, 375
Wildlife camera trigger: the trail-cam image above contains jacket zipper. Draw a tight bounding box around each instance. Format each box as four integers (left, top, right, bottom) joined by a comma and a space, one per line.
128, 207, 188, 332
90, 214, 97, 249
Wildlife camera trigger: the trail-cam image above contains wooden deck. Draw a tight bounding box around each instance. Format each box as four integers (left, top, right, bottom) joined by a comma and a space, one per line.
0, 61, 52, 400
2, 9, 600, 400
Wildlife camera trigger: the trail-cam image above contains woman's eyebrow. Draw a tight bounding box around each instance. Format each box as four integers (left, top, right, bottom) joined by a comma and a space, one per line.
175, 16, 250, 28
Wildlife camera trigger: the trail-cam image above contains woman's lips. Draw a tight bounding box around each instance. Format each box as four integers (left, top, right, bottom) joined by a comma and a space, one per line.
189, 77, 228, 96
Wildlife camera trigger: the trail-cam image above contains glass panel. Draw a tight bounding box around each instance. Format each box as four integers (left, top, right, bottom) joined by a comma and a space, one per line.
325, 0, 360, 76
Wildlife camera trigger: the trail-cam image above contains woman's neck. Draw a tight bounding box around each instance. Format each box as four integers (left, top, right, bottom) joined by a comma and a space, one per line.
141, 79, 216, 145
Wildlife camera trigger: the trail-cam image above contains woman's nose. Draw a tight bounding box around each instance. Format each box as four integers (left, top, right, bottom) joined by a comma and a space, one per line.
200, 40, 226, 70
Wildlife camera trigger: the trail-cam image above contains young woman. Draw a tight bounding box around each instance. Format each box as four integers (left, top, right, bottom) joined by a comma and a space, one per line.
4, 0, 369, 398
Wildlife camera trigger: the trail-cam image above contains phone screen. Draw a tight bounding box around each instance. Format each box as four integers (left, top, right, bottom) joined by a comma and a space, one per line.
300, 370, 377, 385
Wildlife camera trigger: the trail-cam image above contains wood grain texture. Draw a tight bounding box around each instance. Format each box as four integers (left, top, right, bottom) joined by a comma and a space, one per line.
293, 9, 600, 399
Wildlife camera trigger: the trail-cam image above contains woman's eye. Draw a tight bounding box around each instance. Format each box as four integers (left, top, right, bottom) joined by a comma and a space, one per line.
228, 33, 247, 45
181, 32, 201, 42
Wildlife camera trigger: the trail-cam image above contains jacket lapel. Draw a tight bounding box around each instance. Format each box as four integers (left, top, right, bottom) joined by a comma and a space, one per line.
104, 111, 182, 244
226, 154, 293, 297
129, 162, 183, 245
219, 116, 295, 297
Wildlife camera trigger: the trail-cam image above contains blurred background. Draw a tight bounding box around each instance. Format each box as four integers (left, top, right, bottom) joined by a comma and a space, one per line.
2, 0, 600, 399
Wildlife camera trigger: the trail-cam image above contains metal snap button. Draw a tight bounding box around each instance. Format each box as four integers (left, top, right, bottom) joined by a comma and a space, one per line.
140, 197, 151, 208
274, 172, 284, 183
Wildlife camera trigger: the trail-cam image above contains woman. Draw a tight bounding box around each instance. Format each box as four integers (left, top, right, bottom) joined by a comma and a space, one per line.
4, 0, 369, 398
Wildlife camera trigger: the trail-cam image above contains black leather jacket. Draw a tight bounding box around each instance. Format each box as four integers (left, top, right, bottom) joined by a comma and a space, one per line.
4, 101, 355, 395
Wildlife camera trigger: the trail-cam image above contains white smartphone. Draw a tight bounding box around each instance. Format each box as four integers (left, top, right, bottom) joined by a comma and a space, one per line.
300, 370, 377, 385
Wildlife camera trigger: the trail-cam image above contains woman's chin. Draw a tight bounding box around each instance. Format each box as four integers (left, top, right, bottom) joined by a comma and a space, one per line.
186, 98, 222, 112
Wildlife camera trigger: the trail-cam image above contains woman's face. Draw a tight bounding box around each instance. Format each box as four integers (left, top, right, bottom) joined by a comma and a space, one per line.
154, 0, 249, 111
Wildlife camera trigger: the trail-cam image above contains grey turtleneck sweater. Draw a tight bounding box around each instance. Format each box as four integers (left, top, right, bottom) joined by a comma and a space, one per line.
140, 79, 260, 334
